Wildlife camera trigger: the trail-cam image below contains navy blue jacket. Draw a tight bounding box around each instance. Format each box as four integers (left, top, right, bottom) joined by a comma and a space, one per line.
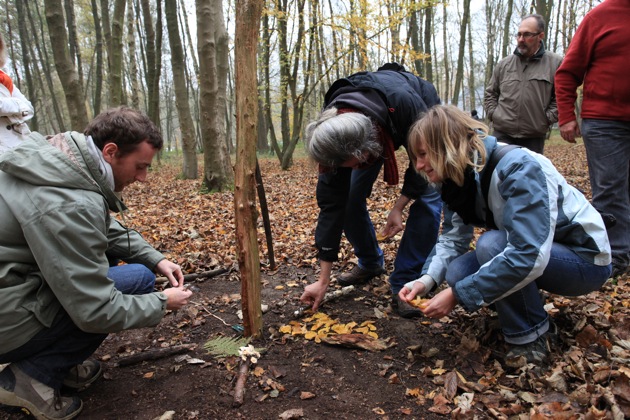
315, 63, 440, 261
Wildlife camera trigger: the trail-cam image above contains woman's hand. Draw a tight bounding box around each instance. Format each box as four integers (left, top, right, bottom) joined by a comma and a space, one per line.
398, 281, 427, 303
421, 288, 457, 319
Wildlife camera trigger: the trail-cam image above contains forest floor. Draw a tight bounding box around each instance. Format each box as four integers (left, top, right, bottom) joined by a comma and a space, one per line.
1, 140, 629, 420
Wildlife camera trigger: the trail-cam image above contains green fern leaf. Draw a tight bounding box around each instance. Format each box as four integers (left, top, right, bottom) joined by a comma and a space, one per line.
203, 336, 251, 358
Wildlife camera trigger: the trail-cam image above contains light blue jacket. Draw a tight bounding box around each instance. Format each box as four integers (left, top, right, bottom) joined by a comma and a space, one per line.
423, 136, 611, 312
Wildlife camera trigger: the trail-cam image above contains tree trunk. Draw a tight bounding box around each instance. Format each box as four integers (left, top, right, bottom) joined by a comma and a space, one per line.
441, 2, 450, 103
165, 0, 197, 179
501, 0, 514, 59
234, 0, 264, 339
90, 0, 104, 115
43, 0, 89, 130
196, 0, 232, 190
64, 0, 84, 88
25, 0, 65, 132
15, 0, 38, 131
109, 0, 126, 105
140, 0, 162, 130
126, 0, 140, 109
467, 10, 476, 111
451, 0, 470, 106
423, 6, 433, 83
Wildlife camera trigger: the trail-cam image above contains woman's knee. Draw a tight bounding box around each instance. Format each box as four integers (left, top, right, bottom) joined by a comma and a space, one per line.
476, 230, 507, 264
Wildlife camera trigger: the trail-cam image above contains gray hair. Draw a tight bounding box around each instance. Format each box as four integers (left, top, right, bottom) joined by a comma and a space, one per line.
521, 14, 545, 33
304, 107, 382, 167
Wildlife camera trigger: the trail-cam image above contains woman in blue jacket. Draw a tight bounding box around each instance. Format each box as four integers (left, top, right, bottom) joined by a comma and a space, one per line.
399, 105, 611, 366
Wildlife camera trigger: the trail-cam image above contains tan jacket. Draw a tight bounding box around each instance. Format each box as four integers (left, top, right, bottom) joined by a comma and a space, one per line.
484, 45, 563, 138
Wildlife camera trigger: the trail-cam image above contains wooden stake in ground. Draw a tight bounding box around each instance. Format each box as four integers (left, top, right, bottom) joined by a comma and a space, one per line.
234, 0, 264, 340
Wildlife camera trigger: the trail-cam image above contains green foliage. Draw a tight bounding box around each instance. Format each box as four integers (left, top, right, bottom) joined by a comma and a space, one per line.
203, 336, 251, 358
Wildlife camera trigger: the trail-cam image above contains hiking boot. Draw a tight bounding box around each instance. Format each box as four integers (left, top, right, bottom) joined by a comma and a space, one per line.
337, 265, 386, 287
611, 264, 628, 279
391, 295, 423, 318
504, 322, 557, 368
0, 364, 82, 420
62, 360, 102, 391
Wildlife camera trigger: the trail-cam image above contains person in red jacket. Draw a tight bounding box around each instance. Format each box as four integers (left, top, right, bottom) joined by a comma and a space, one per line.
555, 0, 630, 279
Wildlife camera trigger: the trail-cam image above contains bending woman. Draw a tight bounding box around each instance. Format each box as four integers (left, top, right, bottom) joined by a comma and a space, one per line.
400, 105, 611, 367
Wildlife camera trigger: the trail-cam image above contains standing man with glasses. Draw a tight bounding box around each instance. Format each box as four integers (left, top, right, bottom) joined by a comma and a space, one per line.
484, 14, 562, 154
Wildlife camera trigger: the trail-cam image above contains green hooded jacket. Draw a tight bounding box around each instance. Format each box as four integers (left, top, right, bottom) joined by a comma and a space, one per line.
0, 131, 167, 354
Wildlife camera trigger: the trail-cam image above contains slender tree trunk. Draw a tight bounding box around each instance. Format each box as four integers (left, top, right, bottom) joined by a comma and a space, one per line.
140, 0, 161, 126
424, 6, 433, 83
441, 2, 450, 103
234, 0, 264, 340
15, 0, 38, 131
467, 10, 476, 111
90, 0, 104, 115
501, 0, 514, 59
451, 0, 470, 106
64, 0, 84, 88
109, 0, 126, 105
43, 0, 89, 130
126, 0, 140, 109
165, 0, 197, 178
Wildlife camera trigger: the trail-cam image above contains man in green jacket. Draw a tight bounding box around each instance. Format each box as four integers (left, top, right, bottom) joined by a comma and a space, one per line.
0, 106, 193, 419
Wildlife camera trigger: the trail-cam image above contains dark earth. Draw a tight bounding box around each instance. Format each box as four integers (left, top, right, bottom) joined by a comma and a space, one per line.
2, 142, 629, 419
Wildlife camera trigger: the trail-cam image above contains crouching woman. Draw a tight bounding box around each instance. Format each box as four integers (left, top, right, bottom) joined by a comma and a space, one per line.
400, 105, 611, 366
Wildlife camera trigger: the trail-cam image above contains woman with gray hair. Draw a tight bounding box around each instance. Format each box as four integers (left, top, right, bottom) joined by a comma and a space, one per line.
0, 33, 34, 154
300, 63, 442, 318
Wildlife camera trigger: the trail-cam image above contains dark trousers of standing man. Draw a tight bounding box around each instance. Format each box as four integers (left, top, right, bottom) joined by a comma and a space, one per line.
493, 130, 546, 155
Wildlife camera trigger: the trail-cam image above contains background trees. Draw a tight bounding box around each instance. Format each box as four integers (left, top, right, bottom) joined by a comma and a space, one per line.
2, 0, 594, 179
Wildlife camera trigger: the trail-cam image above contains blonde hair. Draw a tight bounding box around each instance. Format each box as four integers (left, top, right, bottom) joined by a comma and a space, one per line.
408, 105, 488, 186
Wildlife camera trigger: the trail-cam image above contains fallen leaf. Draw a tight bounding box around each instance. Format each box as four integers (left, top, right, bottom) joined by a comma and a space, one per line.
300, 391, 316, 400
320, 334, 396, 351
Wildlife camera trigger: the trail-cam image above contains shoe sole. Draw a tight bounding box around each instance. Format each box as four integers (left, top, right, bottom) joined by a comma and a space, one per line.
0, 387, 83, 420
62, 363, 103, 391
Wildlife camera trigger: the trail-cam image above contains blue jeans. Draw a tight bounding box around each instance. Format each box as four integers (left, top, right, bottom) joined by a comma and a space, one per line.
446, 230, 611, 344
0, 264, 156, 389
581, 119, 630, 271
343, 162, 441, 289
344, 160, 385, 270
389, 188, 442, 293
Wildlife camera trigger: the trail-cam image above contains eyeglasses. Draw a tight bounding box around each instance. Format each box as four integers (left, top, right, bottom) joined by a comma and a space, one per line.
515, 32, 541, 39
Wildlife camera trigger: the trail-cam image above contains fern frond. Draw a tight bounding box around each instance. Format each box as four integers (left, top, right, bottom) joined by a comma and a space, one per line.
203, 336, 251, 358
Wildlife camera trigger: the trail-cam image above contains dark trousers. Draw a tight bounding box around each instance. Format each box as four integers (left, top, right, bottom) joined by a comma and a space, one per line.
0, 264, 156, 389
0, 310, 106, 389
493, 130, 546, 155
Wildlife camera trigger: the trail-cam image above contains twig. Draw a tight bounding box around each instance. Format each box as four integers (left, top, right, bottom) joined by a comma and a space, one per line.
233, 358, 251, 407
199, 305, 231, 326
156, 268, 228, 284
114, 344, 195, 367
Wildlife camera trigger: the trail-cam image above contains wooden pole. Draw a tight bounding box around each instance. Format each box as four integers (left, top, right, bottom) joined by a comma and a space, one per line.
234, 0, 264, 339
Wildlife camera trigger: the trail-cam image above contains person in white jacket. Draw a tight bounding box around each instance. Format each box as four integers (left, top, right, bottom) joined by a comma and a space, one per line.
0, 33, 34, 154
399, 105, 611, 367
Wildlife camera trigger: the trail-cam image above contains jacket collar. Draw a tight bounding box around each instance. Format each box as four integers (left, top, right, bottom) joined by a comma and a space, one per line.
513, 40, 547, 61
